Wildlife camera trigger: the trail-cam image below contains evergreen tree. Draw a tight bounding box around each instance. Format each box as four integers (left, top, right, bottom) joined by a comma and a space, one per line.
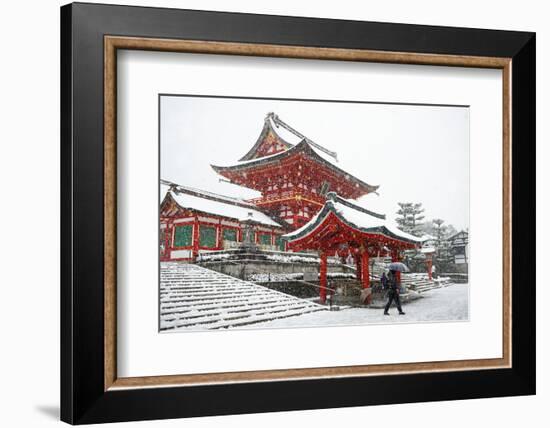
446, 224, 458, 238
431, 218, 453, 271
395, 203, 412, 233
432, 218, 446, 243
396, 203, 414, 234
395, 202, 425, 236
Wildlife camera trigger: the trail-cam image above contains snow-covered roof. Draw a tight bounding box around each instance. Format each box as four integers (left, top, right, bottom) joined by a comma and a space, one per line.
420, 247, 436, 254
161, 180, 256, 208
212, 140, 379, 195
238, 112, 340, 162
162, 183, 283, 228
284, 192, 422, 246
420, 234, 436, 242
160, 183, 172, 200
448, 230, 469, 240
211, 113, 378, 197
238, 114, 297, 161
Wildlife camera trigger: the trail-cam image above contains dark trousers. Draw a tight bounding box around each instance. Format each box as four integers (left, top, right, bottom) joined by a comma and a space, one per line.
384, 290, 403, 313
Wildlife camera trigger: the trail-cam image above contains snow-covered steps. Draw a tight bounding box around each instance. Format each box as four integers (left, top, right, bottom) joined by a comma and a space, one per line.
403, 275, 452, 293
160, 262, 327, 331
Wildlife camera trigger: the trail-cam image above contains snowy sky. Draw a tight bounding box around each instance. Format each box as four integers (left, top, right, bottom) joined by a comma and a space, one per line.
160, 95, 469, 231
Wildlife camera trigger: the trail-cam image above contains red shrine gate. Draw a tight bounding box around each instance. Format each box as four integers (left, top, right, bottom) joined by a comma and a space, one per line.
211, 113, 378, 230
284, 193, 422, 304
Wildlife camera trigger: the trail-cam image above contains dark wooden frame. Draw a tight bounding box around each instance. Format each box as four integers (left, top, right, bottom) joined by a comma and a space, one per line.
61, 2, 535, 424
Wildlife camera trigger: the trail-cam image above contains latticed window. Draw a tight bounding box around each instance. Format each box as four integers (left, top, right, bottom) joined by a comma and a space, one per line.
223, 228, 237, 242
173, 224, 192, 247
258, 233, 272, 246
199, 225, 217, 248
275, 235, 285, 251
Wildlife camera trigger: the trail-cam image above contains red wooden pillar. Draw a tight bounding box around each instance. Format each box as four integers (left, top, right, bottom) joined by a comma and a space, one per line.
392, 250, 401, 283
361, 250, 370, 289
192, 217, 200, 261
164, 221, 173, 261
355, 254, 362, 281
361, 249, 372, 304
426, 255, 433, 280
216, 222, 221, 249
319, 250, 328, 304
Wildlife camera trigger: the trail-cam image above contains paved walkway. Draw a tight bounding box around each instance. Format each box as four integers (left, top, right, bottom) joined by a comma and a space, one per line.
240, 283, 469, 329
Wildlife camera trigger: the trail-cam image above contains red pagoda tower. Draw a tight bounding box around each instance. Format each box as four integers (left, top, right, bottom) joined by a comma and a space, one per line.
211, 113, 379, 230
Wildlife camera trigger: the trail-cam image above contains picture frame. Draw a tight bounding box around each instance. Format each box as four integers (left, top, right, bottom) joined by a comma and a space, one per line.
60, 2, 535, 424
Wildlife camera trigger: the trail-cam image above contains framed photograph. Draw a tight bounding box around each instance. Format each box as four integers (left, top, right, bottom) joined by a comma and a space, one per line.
61, 2, 535, 424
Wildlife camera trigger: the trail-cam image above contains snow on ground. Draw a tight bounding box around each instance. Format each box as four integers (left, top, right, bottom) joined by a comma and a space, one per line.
235, 283, 469, 329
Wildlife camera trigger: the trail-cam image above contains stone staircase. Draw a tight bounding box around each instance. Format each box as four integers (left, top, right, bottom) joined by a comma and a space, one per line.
401, 274, 451, 293
346, 262, 452, 294
160, 262, 327, 331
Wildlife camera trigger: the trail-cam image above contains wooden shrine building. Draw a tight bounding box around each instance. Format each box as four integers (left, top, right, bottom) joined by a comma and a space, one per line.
283, 192, 422, 303
211, 112, 379, 230
448, 230, 469, 265
160, 182, 286, 261
161, 112, 422, 292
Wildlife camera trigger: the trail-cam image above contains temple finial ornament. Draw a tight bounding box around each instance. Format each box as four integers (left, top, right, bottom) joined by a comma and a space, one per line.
326, 191, 338, 202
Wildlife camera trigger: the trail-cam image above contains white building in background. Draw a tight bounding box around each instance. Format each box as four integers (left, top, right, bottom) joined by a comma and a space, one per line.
448, 230, 469, 265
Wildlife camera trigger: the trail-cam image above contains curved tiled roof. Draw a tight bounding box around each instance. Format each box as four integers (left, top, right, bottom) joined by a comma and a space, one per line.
160, 181, 284, 228
284, 192, 422, 246
238, 114, 295, 161
212, 140, 379, 195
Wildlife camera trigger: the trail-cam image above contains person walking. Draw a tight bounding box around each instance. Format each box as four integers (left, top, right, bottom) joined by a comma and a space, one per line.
380, 272, 388, 290
384, 270, 405, 315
